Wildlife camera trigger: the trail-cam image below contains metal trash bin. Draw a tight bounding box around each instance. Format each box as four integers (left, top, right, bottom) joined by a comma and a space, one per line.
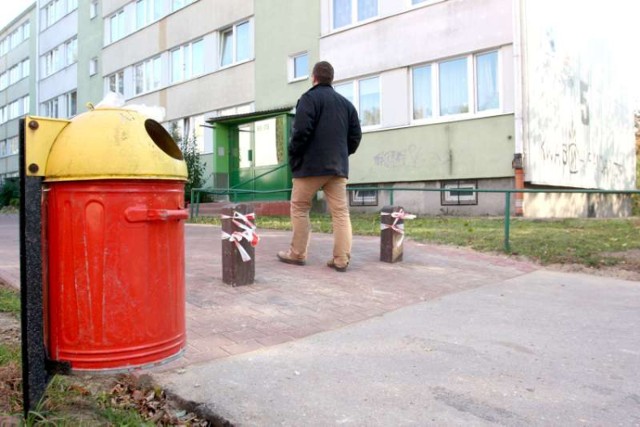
41, 108, 188, 371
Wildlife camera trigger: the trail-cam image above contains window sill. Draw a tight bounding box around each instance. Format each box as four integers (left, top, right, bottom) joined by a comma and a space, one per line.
288, 76, 309, 84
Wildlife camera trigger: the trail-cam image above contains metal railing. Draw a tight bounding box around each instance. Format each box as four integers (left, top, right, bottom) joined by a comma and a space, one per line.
190, 163, 289, 216
189, 185, 640, 253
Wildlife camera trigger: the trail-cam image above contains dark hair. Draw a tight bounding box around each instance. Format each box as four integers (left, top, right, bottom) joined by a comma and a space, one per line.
312, 61, 334, 85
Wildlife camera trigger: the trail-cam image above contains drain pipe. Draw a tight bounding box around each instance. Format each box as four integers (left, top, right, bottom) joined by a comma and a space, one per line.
512, 0, 525, 216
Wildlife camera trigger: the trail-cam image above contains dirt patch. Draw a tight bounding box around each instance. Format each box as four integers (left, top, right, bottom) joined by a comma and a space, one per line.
0, 313, 20, 348
547, 249, 640, 281
0, 310, 210, 425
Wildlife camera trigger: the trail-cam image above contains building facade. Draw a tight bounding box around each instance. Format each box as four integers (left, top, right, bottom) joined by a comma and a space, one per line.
0, 3, 35, 181
0, 0, 635, 217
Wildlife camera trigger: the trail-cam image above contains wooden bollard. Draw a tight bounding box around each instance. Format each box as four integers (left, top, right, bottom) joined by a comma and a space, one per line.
380, 205, 406, 263
221, 203, 257, 286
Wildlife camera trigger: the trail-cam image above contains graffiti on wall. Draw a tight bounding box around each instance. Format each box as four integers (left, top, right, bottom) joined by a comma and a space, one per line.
372, 144, 423, 169
524, 0, 636, 189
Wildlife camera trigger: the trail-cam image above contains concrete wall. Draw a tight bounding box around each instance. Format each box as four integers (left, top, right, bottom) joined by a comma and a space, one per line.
254, 0, 320, 110
316, 0, 517, 193
320, 0, 513, 81
524, 193, 633, 218
131, 61, 255, 119
522, 0, 637, 190
350, 114, 516, 184
77, 0, 104, 110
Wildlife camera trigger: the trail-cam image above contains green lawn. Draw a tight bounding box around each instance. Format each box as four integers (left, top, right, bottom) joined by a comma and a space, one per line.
191, 214, 640, 268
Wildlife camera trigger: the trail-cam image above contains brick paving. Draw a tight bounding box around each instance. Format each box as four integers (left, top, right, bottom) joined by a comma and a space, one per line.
0, 214, 539, 371
161, 223, 538, 369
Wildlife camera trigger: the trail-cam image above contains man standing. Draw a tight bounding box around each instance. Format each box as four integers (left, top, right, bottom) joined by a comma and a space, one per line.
277, 61, 362, 272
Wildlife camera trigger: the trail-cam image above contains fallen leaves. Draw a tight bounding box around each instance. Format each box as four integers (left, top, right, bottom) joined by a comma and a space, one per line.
107, 373, 209, 426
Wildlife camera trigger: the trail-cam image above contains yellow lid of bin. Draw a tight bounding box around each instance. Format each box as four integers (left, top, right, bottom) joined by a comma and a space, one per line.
44, 108, 187, 182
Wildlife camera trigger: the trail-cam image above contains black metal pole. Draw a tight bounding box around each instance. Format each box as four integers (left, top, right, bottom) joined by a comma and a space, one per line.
19, 118, 50, 417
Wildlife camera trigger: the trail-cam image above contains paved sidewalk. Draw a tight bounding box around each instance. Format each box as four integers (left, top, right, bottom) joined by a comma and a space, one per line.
169, 224, 537, 367
1, 214, 639, 425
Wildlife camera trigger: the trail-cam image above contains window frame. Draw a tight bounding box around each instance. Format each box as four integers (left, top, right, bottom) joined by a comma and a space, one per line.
411, 49, 501, 124
289, 52, 309, 82
171, 39, 204, 84
109, 9, 126, 43
66, 91, 77, 117
410, 0, 446, 7
219, 20, 253, 68
440, 180, 478, 206
90, 1, 98, 19
89, 57, 98, 76
134, 56, 162, 95
349, 186, 378, 206
334, 75, 382, 129
107, 70, 125, 95
332, 0, 379, 30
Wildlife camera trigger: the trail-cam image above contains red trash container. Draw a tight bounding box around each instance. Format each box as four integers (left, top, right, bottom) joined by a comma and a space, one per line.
42, 108, 188, 371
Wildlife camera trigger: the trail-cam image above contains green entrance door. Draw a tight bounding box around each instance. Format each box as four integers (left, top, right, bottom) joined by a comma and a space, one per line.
229, 117, 290, 202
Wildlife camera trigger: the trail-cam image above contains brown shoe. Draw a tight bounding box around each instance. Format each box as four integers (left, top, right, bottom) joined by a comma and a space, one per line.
326, 258, 348, 273
277, 250, 306, 266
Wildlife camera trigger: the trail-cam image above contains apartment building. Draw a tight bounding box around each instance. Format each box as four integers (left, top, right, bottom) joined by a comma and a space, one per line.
0, 3, 35, 180
0, 0, 635, 217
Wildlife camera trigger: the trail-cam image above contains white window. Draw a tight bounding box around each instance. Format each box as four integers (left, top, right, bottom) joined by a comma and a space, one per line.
66, 91, 77, 117
21, 58, 30, 78
43, 47, 60, 76
441, 180, 478, 205
172, 0, 194, 12
220, 21, 252, 67
168, 115, 205, 152
8, 137, 19, 155
349, 187, 378, 206
65, 38, 77, 65
90, 1, 98, 19
359, 77, 380, 126
22, 95, 29, 116
290, 52, 309, 81
0, 73, 6, 90
42, 37, 77, 77
110, 10, 125, 42
42, 97, 59, 118
134, 56, 161, 95
9, 30, 21, 49
8, 65, 20, 85
171, 39, 204, 83
107, 70, 124, 95
8, 100, 19, 119
412, 65, 432, 120
22, 21, 30, 40
333, 0, 378, 29
476, 51, 499, 112
439, 57, 468, 116
44, 0, 63, 28
136, 0, 163, 29
43, 0, 77, 27
0, 38, 8, 56
334, 82, 354, 103
412, 50, 500, 121
0, 107, 6, 123
89, 57, 98, 76
335, 76, 380, 127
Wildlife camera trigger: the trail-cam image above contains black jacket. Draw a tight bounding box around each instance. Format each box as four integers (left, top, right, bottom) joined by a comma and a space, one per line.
288, 84, 362, 178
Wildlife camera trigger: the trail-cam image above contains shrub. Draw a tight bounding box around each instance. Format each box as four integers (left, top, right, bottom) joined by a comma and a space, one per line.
0, 178, 19, 208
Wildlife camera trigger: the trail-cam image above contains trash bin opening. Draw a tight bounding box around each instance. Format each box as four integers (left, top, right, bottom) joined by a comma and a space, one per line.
144, 119, 184, 161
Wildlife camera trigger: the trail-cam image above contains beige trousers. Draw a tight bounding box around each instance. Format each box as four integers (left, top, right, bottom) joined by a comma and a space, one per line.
289, 175, 352, 266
